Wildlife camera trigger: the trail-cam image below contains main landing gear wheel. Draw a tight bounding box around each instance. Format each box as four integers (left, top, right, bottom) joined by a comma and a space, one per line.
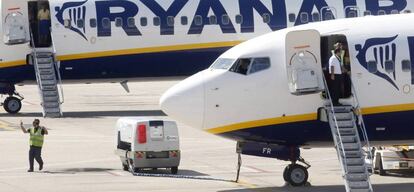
283, 164, 309, 186
3, 96, 22, 114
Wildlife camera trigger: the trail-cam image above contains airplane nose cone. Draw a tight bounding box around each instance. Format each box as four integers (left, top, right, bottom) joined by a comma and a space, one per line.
160, 72, 205, 129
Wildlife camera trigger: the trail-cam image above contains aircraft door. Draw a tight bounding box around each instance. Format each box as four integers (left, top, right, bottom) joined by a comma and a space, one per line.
285, 30, 324, 95
3, 12, 29, 45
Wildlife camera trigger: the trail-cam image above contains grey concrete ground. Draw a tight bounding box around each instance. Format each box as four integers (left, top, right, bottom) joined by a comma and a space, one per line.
0, 80, 413, 192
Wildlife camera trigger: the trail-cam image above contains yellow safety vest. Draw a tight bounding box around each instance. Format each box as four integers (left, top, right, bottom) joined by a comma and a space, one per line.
29, 128, 44, 147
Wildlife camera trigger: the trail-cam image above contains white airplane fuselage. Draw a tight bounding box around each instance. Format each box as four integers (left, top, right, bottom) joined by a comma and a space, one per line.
1, 0, 413, 84
160, 13, 414, 148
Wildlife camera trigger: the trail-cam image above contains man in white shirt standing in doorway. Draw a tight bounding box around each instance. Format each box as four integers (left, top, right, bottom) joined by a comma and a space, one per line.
329, 48, 343, 106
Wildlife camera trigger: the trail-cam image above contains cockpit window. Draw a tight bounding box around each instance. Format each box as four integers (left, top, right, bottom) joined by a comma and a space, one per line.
230, 57, 271, 75
210, 58, 236, 70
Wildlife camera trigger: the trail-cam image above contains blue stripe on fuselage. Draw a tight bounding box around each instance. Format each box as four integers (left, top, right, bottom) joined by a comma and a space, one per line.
0, 47, 230, 82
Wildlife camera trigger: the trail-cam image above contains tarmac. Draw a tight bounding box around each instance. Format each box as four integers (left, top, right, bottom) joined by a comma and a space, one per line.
0, 80, 413, 192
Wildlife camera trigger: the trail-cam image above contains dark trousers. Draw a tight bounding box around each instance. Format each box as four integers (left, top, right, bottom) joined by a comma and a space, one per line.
330, 74, 343, 105
29, 146, 43, 170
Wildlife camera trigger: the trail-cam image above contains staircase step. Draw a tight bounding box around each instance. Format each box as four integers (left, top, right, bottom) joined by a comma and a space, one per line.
336, 120, 354, 128
37, 64, 53, 70
43, 102, 59, 108
41, 80, 57, 86
345, 158, 364, 165
340, 143, 360, 151
346, 173, 368, 181
39, 69, 54, 75
347, 165, 366, 173
42, 85, 57, 91
338, 128, 357, 136
342, 150, 363, 158
43, 96, 59, 102
36, 57, 53, 64
350, 189, 372, 192
40, 74, 55, 80
348, 181, 370, 189
44, 108, 60, 113
44, 112, 62, 118
332, 112, 353, 120
337, 136, 357, 143
42, 91, 58, 97
332, 106, 353, 113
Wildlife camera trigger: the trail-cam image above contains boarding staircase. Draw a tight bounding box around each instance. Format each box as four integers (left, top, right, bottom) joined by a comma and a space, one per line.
323, 79, 373, 192
30, 30, 64, 118
32, 49, 63, 118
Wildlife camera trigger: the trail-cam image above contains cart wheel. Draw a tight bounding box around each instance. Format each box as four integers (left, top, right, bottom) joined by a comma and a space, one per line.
171, 167, 178, 174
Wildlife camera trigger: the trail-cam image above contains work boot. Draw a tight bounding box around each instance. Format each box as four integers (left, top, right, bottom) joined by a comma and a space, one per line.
27, 169, 34, 172
39, 163, 43, 171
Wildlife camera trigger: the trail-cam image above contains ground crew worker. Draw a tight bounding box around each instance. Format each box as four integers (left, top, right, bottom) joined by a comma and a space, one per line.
20, 119, 48, 172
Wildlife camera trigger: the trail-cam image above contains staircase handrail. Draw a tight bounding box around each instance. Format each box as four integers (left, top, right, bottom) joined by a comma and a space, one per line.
50, 31, 64, 104
322, 74, 349, 175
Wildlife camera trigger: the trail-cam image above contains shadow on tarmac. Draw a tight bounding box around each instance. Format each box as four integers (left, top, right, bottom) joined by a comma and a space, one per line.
43, 168, 117, 174
0, 110, 166, 118
219, 183, 414, 192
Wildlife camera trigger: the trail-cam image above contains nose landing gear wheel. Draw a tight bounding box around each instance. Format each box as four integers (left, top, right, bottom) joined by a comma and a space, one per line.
283, 164, 309, 186
3, 96, 22, 114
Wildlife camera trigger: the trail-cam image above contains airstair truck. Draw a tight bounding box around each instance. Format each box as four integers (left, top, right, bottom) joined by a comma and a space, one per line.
115, 118, 180, 174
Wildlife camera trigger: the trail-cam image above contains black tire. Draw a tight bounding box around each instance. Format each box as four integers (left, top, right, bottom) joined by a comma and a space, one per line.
3, 97, 21, 114
285, 164, 308, 186
171, 167, 178, 174
134, 168, 141, 173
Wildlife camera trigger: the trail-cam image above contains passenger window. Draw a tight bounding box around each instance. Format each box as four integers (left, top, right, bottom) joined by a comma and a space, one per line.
222, 15, 230, 25
102, 18, 110, 29
385, 60, 394, 73
402, 60, 411, 72
181, 16, 188, 25
288, 13, 296, 22
210, 58, 236, 70
324, 12, 334, 20
391, 9, 399, 14
378, 10, 386, 15
347, 10, 358, 18
167, 16, 175, 26
64, 19, 71, 28
312, 12, 320, 22
194, 15, 202, 26
262, 13, 270, 23
90, 18, 97, 28
115, 17, 123, 27
249, 58, 271, 74
127, 17, 135, 27
153, 17, 161, 26
77, 19, 84, 28
300, 12, 308, 23
209, 15, 217, 24
235, 14, 243, 24
364, 10, 371, 16
140, 17, 147, 26
367, 60, 377, 73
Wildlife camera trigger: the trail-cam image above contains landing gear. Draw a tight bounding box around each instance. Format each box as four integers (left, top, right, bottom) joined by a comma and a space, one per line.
283, 157, 311, 186
283, 164, 309, 186
0, 83, 24, 114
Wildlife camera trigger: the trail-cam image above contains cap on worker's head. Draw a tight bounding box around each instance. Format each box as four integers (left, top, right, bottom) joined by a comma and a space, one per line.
33, 119, 40, 123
